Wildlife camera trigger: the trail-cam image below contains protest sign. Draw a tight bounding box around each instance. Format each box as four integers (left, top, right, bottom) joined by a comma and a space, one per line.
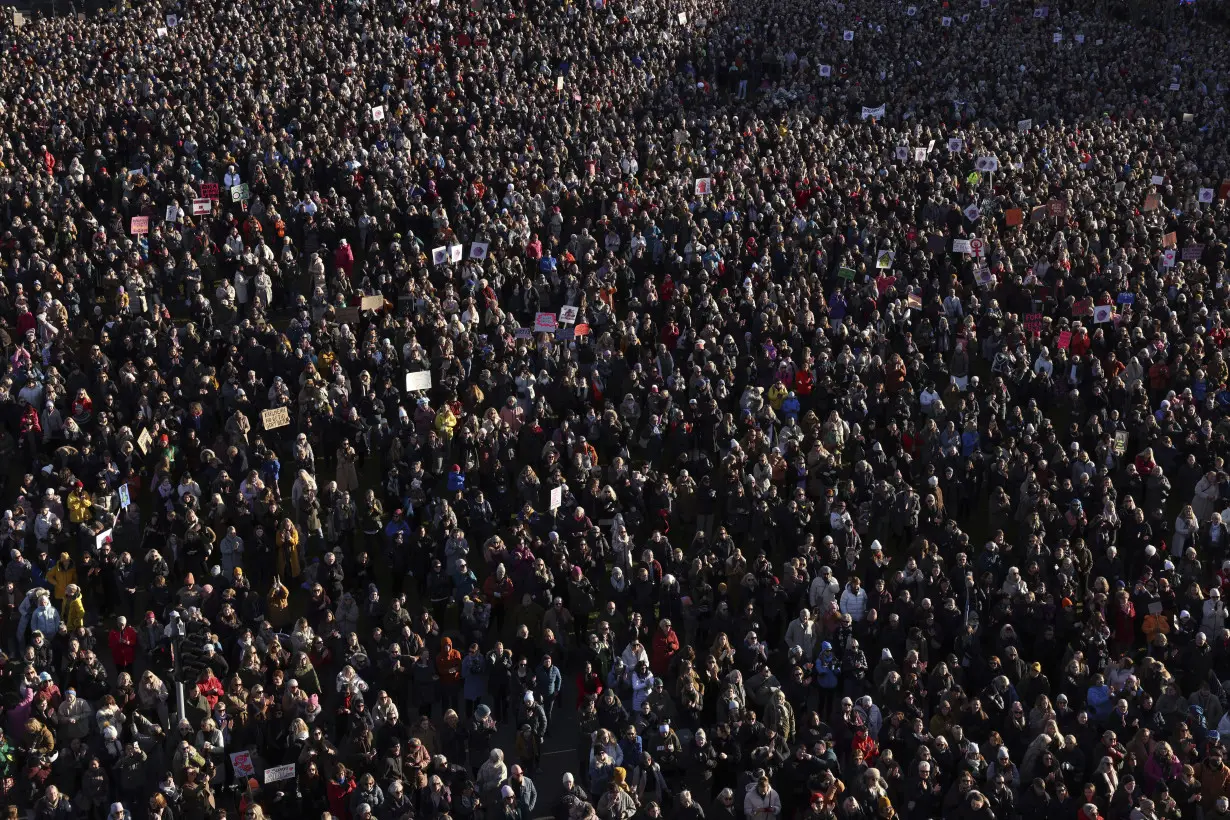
230, 751, 256, 779
1151, 174, 1165, 185
550, 486, 563, 510
895, 146, 909, 161
534, 313, 559, 333
1143, 193, 1160, 211
262, 407, 290, 430
371, 105, 385, 121
838, 266, 857, 280
559, 306, 580, 324
360, 295, 384, 310
694, 178, 712, 195
231, 183, 250, 202
1162, 232, 1177, 249
1017, 119, 1032, 132
192, 198, 212, 215
876, 250, 895, 269
266, 764, 296, 784
137, 428, 154, 454
1199, 188, 1215, 203
118, 484, 131, 509
952, 239, 972, 254
406, 371, 432, 391
948, 138, 963, 152
200, 182, 219, 200
913, 147, 927, 162
1183, 244, 1205, 261
166, 13, 178, 26
843, 30, 854, 40
96, 528, 113, 551
1093, 305, 1114, 324
432, 246, 448, 265
130, 216, 149, 235
448, 244, 464, 263
470, 242, 489, 259
1114, 432, 1129, 455
1162, 249, 1176, 268
1005, 208, 1023, 226
1024, 314, 1042, 336
860, 105, 885, 120
941, 16, 952, 26
964, 204, 981, 222
819, 65, 832, 77
975, 156, 998, 172
1056, 330, 1072, 349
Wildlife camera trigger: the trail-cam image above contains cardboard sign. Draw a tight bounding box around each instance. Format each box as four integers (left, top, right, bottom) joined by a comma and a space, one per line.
1024, 314, 1042, 336
262, 407, 291, 430
200, 182, 219, 200
1143, 193, 1161, 211
360, 295, 385, 310
1183, 244, 1205, 261
265, 764, 296, 784
130, 216, 149, 235
906, 292, 922, 310
334, 307, 360, 325
559, 305, 580, 325
1093, 305, 1114, 324
192, 198, 212, 215
136, 428, 154, 454
470, 242, 489, 259
694, 178, 712, 195
1005, 208, 1023, 226
876, 250, 895, 269
231, 183, 250, 202
550, 485, 564, 510
230, 751, 256, 778
1151, 174, 1165, 186
1056, 330, 1072, 349
406, 371, 433, 392
118, 484, 131, 509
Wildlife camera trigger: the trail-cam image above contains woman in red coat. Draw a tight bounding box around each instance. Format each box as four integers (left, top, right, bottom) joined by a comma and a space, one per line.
107, 616, 138, 672
327, 763, 356, 820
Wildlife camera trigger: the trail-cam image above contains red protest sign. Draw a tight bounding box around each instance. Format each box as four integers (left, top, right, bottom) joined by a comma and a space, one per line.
1024, 313, 1042, 337
200, 182, 220, 200
1056, 330, 1072, 349
130, 216, 149, 235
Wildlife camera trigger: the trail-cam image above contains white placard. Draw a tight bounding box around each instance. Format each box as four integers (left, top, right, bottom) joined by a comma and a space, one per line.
975, 156, 999, 172
1151, 175, 1165, 185
470, 241, 489, 259
694, 178, 712, 195
1075, 34, 1084, 43
678, 11, 687, 23
1017, 119, 1032, 132
952, 239, 973, 254
118, 485, 131, 509
556, 76, 564, 91
559, 306, 580, 325
964, 204, 981, 222
165, 205, 180, 223
906, 5, 917, 14
1199, 188, 1215, 203
549, 486, 563, 510
1169, 83, 1180, 91
534, 312, 559, 333
942, 16, 952, 26
192, 198, 212, 215
157, 26, 168, 36
913, 147, 927, 162
265, 764, 296, 784
96, 528, 114, 551
895, 146, 909, 161
371, 106, 385, 121
406, 371, 433, 392
948, 138, 963, 152
843, 30, 854, 40
1093, 305, 1114, 324
166, 14, 178, 26
861, 105, 885, 120
1163, 249, 1177, 268
1053, 32, 1062, 43
448, 244, 464, 263
432, 246, 448, 266
819, 65, 832, 77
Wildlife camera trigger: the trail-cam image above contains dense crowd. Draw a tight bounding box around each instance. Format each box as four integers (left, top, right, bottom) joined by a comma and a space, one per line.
2, 0, 1230, 819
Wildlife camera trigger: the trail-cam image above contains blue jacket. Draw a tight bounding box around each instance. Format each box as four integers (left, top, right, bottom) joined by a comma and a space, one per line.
534, 663, 563, 698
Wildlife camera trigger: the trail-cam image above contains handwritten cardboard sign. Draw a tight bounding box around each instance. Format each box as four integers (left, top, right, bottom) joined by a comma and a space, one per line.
262, 407, 291, 430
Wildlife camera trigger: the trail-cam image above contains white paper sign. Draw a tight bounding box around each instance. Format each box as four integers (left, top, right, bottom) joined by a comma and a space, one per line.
975, 156, 999, 172
549, 486, 563, 510
371, 106, 385, 121
952, 239, 973, 254
192, 198, 212, 215
534, 312, 559, 333
914, 147, 928, 162
906, 5, 917, 14
470, 241, 490, 259
861, 105, 885, 120
559, 306, 580, 325
964, 204, 981, 222
843, 30, 854, 41
432, 246, 448, 266
678, 11, 687, 23
895, 146, 909, 161
694, 178, 712, 195
265, 764, 296, 784
448, 244, 464, 263
118, 485, 131, 509
157, 26, 168, 36
1053, 32, 1062, 43
96, 528, 114, 551
406, 371, 433, 392
1163, 249, 1177, 268
1199, 188, 1215, 203
1075, 34, 1085, 43
942, 16, 952, 26
819, 64, 832, 77
948, 138, 963, 153
1169, 82, 1180, 91
556, 76, 564, 91
1151, 175, 1165, 185
1017, 119, 1032, 132
166, 14, 178, 26
165, 205, 180, 223
1093, 305, 1114, 324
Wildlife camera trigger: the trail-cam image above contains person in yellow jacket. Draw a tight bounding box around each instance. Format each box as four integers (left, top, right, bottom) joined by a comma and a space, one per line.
66, 482, 93, 524
435, 405, 458, 441
46, 553, 77, 605
766, 380, 789, 411
62, 584, 86, 631
276, 518, 302, 579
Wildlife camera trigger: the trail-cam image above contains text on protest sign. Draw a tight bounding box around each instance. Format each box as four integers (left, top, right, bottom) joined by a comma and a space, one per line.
262, 407, 291, 430
406, 371, 432, 392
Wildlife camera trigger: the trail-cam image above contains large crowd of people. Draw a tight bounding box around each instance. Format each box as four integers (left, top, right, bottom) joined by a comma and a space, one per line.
0, 0, 1229, 819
